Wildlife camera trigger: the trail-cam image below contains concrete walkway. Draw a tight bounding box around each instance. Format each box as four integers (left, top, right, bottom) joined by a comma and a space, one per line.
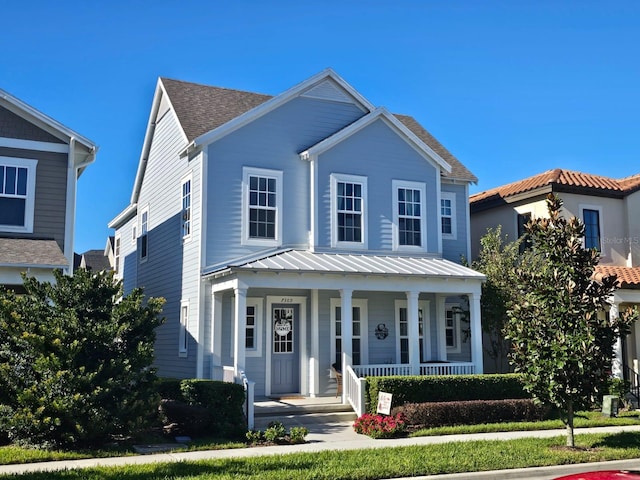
1, 423, 640, 478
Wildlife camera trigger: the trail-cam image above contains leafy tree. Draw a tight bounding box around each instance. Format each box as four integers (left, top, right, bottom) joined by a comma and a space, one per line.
504, 194, 636, 447
471, 226, 530, 372
0, 269, 165, 448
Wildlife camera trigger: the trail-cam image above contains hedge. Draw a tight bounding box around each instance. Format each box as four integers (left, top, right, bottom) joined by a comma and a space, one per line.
394, 398, 550, 427
366, 374, 529, 413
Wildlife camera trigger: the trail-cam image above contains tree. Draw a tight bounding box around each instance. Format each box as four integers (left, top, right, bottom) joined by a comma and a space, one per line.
504, 194, 637, 447
0, 269, 165, 448
471, 226, 530, 372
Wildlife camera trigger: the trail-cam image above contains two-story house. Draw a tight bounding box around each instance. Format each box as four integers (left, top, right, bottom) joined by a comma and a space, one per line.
0, 88, 97, 291
470, 168, 640, 378
109, 69, 484, 407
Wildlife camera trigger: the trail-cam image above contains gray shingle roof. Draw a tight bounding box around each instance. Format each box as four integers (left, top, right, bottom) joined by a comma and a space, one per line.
160, 77, 477, 183
0, 238, 68, 268
79, 249, 112, 272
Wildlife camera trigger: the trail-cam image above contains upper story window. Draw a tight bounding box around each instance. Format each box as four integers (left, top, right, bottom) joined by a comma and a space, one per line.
581, 206, 602, 251
139, 207, 149, 262
393, 180, 426, 251
181, 174, 192, 240
114, 235, 121, 275
0, 157, 37, 233
331, 173, 368, 249
242, 167, 282, 247
440, 192, 457, 240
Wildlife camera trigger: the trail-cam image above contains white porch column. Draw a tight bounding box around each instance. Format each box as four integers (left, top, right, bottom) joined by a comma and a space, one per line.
310, 289, 320, 397
406, 291, 421, 375
233, 287, 247, 378
436, 295, 447, 361
211, 291, 223, 380
340, 289, 353, 404
469, 292, 484, 374
611, 302, 624, 379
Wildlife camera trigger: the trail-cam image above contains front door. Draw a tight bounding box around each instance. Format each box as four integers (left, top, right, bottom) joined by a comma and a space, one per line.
271, 305, 300, 394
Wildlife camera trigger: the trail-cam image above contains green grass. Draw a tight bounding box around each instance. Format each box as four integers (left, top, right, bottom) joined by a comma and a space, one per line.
3, 432, 640, 479
410, 410, 640, 437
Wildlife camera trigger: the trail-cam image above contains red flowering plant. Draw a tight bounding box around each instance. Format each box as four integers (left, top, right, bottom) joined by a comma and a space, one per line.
353, 412, 406, 439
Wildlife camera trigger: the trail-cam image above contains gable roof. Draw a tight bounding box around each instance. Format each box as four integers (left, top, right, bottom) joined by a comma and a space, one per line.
470, 168, 640, 211
161, 72, 476, 182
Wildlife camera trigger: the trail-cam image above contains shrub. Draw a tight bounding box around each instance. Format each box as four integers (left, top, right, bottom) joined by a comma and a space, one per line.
263, 421, 287, 443
158, 399, 213, 436
353, 413, 406, 439
289, 426, 309, 444
0, 270, 164, 448
394, 399, 550, 428
366, 374, 529, 413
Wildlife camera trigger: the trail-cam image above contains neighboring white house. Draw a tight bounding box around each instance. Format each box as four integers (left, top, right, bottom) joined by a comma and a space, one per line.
0, 88, 97, 290
470, 168, 640, 380
109, 69, 485, 406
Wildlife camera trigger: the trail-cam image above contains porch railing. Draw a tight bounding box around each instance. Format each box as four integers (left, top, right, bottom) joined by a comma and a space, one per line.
345, 365, 367, 416
353, 362, 475, 378
222, 366, 255, 430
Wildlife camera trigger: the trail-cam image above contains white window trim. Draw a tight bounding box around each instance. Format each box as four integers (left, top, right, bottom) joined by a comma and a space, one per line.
440, 191, 457, 240
131, 225, 137, 245
179, 299, 189, 357
330, 298, 368, 366
241, 167, 283, 247
392, 180, 427, 252
181, 172, 193, 243
579, 204, 603, 251
445, 302, 462, 353
139, 205, 149, 263
395, 299, 430, 364
245, 297, 263, 358
0, 156, 38, 233
330, 173, 368, 249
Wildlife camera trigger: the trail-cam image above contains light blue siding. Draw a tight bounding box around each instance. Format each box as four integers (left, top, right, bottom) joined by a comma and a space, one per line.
315, 119, 441, 252
204, 96, 365, 267
442, 183, 469, 263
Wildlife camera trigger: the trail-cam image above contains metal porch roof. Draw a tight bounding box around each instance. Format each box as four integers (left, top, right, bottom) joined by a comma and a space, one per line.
208, 250, 485, 280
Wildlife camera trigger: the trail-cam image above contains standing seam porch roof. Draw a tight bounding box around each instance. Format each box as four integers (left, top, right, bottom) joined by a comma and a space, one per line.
204, 249, 485, 280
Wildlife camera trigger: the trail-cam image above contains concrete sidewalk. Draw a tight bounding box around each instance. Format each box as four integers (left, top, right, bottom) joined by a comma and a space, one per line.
1, 423, 640, 478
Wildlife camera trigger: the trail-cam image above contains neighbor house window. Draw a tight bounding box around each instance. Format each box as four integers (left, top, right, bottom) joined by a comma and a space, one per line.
181, 175, 192, 239
242, 167, 282, 246
517, 212, 532, 253
114, 235, 121, 275
140, 207, 149, 261
179, 301, 189, 356
441, 192, 457, 240
331, 299, 368, 367
331, 174, 367, 248
582, 207, 601, 251
393, 180, 426, 250
0, 157, 37, 233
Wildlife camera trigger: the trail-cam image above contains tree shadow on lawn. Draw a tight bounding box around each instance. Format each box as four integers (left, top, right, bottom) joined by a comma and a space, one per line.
593, 432, 640, 449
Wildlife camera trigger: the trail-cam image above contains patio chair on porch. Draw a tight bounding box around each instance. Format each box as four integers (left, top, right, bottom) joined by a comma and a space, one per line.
331, 363, 343, 397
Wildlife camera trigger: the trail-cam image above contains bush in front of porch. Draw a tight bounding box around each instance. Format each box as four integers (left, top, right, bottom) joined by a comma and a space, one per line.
365, 373, 529, 413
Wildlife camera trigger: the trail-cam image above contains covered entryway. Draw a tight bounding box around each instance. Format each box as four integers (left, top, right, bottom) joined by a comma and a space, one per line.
271, 304, 300, 394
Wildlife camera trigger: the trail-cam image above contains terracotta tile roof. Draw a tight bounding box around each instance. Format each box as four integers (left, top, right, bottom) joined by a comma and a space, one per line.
594, 265, 640, 288
160, 78, 477, 183
0, 238, 68, 268
470, 169, 640, 207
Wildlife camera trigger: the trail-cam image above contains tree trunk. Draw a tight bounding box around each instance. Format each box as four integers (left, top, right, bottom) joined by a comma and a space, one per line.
566, 400, 575, 447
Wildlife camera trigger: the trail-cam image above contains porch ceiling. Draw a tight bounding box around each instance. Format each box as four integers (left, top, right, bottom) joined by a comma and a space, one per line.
205, 249, 485, 280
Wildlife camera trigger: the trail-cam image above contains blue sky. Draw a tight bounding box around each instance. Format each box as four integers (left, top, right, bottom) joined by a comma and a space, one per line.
2, 1, 639, 253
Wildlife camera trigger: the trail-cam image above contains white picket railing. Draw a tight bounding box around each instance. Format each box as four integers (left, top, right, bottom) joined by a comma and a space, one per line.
353, 362, 474, 378
420, 362, 475, 376
344, 365, 367, 416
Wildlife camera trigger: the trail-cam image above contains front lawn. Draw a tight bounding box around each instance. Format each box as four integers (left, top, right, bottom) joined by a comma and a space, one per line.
2, 432, 640, 479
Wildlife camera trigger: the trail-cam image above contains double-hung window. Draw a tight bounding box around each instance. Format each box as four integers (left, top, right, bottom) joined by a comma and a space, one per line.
517, 212, 532, 253
242, 167, 282, 246
179, 300, 189, 356
181, 174, 192, 240
395, 300, 430, 364
393, 180, 426, 251
0, 157, 37, 233
114, 235, 121, 275
330, 298, 368, 367
445, 303, 462, 353
440, 192, 457, 240
331, 174, 367, 248
581, 206, 602, 251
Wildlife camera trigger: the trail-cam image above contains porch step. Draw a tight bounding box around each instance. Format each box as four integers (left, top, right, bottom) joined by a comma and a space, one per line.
253, 397, 357, 428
